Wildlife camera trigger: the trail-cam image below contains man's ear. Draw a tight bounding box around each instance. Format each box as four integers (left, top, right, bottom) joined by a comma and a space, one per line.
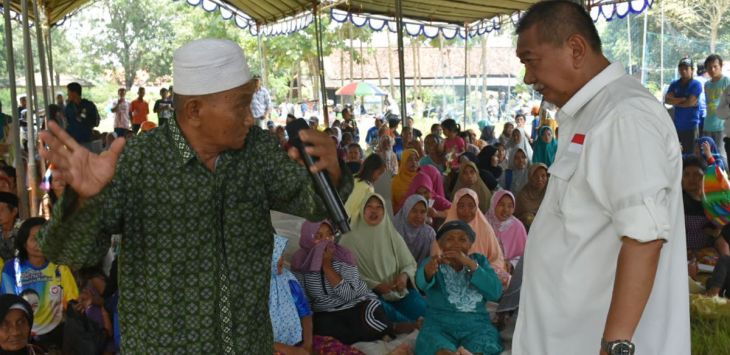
180, 96, 204, 128
566, 33, 590, 70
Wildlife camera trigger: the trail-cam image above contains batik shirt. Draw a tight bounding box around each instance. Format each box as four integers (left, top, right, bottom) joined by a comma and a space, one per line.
36, 118, 353, 354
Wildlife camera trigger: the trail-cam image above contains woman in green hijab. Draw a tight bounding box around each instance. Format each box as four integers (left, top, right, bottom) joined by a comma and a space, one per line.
339, 193, 426, 322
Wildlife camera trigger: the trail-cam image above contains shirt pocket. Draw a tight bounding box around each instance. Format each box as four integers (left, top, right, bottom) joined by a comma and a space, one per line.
547, 153, 580, 214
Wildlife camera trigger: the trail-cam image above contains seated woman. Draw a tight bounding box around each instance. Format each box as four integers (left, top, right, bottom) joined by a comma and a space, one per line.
393, 195, 437, 264
392, 149, 421, 213
476, 146, 503, 188
682, 155, 730, 263
451, 161, 492, 214
695, 136, 727, 172
499, 148, 530, 194
345, 154, 386, 222
416, 221, 503, 355
270, 235, 364, 355
486, 190, 528, 270
405, 170, 450, 223
0, 218, 78, 353
340, 194, 426, 323
440, 188, 509, 285
292, 221, 415, 345
532, 126, 558, 167
420, 134, 446, 173
0, 294, 43, 355
514, 164, 549, 231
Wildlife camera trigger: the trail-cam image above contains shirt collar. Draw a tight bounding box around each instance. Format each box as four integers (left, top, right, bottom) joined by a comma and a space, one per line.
557, 61, 625, 123
167, 117, 197, 167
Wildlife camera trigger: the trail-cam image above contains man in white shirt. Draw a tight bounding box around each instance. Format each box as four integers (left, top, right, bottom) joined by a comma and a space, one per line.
512, 2, 690, 355
251, 75, 272, 128
111, 87, 130, 138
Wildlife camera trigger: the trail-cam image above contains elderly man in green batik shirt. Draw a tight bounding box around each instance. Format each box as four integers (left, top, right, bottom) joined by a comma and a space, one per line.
36, 39, 353, 354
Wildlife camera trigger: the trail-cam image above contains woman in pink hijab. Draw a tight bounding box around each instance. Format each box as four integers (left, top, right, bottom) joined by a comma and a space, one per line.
486, 190, 527, 270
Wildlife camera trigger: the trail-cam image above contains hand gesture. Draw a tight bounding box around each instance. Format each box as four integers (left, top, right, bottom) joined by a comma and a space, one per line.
702, 141, 713, 161
374, 282, 393, 295
322, 243, 335, 266
424, 255, 440, 281
287, 129, 342, 186
394, 273, 408, 292
442, 251, 477, 271
39, 121, 126, 199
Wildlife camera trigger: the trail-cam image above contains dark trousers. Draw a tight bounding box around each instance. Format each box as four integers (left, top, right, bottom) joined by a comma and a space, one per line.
132, 123, 141, 134
677, 126, 699, 154
708, 255, 730, 297
313, 299, 393, 345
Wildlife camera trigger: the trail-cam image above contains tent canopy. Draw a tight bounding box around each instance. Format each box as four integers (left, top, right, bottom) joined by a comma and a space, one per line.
3, 0, 540, 27
4, 0, 92, 25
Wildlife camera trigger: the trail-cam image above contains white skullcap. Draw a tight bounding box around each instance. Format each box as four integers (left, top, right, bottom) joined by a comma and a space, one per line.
173, 39, 252, 96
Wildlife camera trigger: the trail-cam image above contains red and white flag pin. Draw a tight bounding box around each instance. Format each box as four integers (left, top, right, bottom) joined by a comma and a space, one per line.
568, 133, 585, 154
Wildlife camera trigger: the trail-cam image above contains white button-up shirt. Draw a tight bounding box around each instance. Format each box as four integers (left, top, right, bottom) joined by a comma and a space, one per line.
513, 62, 690, 355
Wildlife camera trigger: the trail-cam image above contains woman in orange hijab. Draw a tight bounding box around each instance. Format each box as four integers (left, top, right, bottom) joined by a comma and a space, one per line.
391, 149, 420, 213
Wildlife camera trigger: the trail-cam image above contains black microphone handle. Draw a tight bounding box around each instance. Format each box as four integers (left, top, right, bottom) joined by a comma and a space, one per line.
299, 150, 351, 235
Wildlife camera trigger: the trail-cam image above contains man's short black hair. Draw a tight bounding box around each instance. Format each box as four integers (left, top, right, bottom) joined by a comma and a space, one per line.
683, 155, 707, 171
705, 54, 723, 68
67, 82, 82, 96
516, 0, 602, 52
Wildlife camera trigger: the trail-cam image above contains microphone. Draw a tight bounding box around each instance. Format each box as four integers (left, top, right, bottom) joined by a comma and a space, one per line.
286, 118, 351, 236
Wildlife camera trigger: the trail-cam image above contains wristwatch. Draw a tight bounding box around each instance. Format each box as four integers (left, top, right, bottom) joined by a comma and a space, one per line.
601, 338, 635, 355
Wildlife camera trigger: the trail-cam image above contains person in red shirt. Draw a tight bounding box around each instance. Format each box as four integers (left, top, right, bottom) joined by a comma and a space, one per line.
130, 87, 149, 134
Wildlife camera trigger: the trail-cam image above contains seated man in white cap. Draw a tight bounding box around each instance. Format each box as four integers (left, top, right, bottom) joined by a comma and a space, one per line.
35, 38, 352, 354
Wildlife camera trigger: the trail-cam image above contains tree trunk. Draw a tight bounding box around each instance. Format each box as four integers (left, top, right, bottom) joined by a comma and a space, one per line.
710, 22, 718, 53
412, 39, 418, 99
374, 46, 384, 89
339, 30, 344, 88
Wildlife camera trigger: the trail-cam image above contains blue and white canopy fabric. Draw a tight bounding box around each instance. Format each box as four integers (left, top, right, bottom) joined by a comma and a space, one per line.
179, 0, 654, 39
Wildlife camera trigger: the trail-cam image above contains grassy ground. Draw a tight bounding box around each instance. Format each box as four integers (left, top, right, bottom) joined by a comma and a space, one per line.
692, 316, 730, 354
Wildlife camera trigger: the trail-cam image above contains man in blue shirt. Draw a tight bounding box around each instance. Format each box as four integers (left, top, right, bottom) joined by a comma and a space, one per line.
665, 58, 702, 153
64, 82, 100, 150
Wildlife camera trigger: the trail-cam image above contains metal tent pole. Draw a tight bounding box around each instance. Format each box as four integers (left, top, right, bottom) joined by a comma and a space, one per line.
33, 0, 49, 113
33, 0, 49, 176
21, 0, 38, 216
313, 2, 330, 126
3, 0, 30, 218
46, 26, 55, 98
395, 0, 407, 121
463, 25, 469, 128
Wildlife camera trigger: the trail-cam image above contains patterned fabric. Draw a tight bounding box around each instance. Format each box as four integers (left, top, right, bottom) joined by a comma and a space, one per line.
252, 87, 272, 118
439, 264, 483, 312
274, 335, 364, 355
270, 236, 304, 346
36, 118, 353, 354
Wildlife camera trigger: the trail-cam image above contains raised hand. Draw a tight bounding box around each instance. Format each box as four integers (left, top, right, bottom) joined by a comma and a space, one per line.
39, 121, 126, 200
287, 129, 342, 186
424, 255, 440, 281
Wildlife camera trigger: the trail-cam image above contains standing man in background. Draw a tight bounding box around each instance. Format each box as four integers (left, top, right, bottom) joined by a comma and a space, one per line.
111, 88, 131, 138
130, 87, 149, 134
251, 75, 272, 128
666, 58, 702, 153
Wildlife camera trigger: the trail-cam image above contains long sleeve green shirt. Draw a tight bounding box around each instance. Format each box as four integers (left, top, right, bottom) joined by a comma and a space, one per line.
36, 119, 353, 354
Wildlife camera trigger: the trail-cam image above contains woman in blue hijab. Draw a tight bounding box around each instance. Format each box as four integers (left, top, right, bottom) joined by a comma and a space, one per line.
532, 126, 558, 167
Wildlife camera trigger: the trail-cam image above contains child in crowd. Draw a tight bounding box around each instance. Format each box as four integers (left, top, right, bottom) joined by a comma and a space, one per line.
74, 268, 115, 355
440, 119, 465, 171
416, 220, 503, 355
1, 218, 78, 352
486, 190, 528, 270
345, 154, 386, 222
